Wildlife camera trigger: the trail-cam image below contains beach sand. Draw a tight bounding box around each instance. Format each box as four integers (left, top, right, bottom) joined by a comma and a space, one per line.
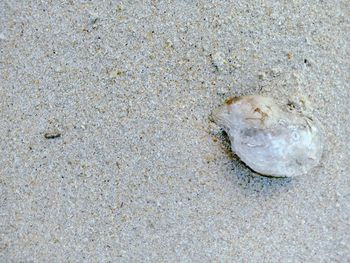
1, 1, 349, 261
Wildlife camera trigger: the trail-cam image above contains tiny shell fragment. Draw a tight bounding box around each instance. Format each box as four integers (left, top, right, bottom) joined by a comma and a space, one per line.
212, 95, 324, 177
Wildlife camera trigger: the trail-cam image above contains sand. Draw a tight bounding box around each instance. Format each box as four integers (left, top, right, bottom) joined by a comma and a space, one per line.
1, 1, 349, 262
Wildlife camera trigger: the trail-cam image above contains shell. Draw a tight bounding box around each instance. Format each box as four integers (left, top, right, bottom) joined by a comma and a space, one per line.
213, 95, 324, 177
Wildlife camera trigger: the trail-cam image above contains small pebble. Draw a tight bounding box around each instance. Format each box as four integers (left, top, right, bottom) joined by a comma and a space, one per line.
44, 131, 61, 139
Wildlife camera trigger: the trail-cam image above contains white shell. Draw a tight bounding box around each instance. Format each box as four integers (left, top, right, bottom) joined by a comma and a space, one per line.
213, 95, 324, 177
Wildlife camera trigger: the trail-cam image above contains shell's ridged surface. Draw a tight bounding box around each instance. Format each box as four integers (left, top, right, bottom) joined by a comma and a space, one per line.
213, 95, 324, 177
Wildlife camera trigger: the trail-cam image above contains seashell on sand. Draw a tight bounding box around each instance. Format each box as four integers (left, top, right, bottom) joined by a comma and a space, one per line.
212, 95, 324, 177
